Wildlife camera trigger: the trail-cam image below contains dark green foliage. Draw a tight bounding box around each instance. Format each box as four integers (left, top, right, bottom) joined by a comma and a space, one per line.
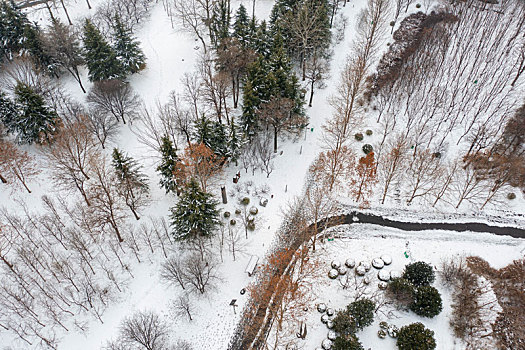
507, 192, 516, 200
112, 148, 149, 192
362, 144, 373, 154
0, 92, 18, 131
333, 298, 375, 337
332, 336, 364, 350
355, 133, 364, 141
23, 23, 59, 76
0, 0, 29, 62
397, 322, 436, 350
169, 179, 220, 240
82, 19, 123, 81
347, 298, 375, 332
211, 0, 231, 46
386, 278, 415, 309
403, 261, 435, 286
12, 82, 58, 144
112, 15, 146, 74
227, 117, 243, 162
156, 136, 179, 194
410, 286, 443, 318
233, 4, 250, 47
194, 115, 229, 158
366, 129, 373, 136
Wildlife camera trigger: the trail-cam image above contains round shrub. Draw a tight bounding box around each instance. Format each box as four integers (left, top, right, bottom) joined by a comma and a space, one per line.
332, 336, 364, 350
241, 197, 250, 205
355, 133, 364, 141
235, 208, 241, 215
223, 211, 231, 218
390, 21, 395, 26
410, 285, 443, 318
347, 298, 375, 332
403, 261, 435, 286
386, 278, 415, 309
247, 221, 256, 231
507, 192, 516, 200
362, 144, 373, 155
332, 310, 355, 337
397, 322, 436, 350
230, 219, 236, 226
416, 3, 421, 7
249, 206, 258, 215
366, 129, 373, 136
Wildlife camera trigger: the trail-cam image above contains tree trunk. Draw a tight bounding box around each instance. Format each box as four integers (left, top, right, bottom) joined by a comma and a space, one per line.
274, 126, 278, 153
0, 173, 7, 184
85, 0, 92, 9
60, 0, 72, 25
309, 80, 315, 107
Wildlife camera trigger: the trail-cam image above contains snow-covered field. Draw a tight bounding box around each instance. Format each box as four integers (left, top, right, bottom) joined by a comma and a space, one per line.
1, 0, 524, 348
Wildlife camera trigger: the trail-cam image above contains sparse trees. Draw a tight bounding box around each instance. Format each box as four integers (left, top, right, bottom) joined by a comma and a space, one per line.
172, 294, 194, 321
87, 80, 142, 124
378, 136, 407, 204
181, 252, 220, 294
161, 256, 186, 289
86, 108, 120, 149
349, 152, 378, 207
0, 140, 40, 192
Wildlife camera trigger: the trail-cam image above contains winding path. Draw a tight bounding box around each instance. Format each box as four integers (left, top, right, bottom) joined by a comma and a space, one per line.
228, 211, 525, 350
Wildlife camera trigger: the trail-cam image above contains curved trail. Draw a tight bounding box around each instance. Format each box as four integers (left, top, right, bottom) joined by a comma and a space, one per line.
228, 212, 525, 350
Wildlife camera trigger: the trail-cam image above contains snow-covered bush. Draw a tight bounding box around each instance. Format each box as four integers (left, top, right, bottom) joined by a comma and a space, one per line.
403, 261, 435, 286
332, 335, 364, 350
397, 322, 436, 350
410, 285, 443, 318
362, 144, 373, 155
386, 278, 415, 309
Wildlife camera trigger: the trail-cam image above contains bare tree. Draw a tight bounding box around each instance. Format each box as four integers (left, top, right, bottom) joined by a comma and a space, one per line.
253, 130, 275, 178
305, 49, 330, 107
172, 294, 194, 321
0, 140, 40, 193
87, 80, 142, 124
165, 0, 209, 52
117, 311, 170, 350
161, 256, 186, 289
86, 108, 120, 149
182, 252, 220, 294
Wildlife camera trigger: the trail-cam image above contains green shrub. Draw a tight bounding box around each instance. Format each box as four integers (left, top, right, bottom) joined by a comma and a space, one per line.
223, 211, 231, 218
416, 3, 421, 7
390, 21, 395, 26
230, 219, 236, 226
403, 261, 435, 286
347, 298, 375, 332
362, 144, 373, 155
241, 197, 250, 205
386, 278, 415, 309
365, 129, 373, 136
507, 192, 516, 200
410, 285, 443, 318
355, 133, 364, 141
332, 310, 355, 337
247, 221, 256, 231
397, 322, 436, 350
235, 209, 241, 215
332, 335, 364, 350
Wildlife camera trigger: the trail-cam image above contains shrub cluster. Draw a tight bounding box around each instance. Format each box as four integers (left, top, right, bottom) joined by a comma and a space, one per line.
397, 322, 436, 350
332, 298, 375, 345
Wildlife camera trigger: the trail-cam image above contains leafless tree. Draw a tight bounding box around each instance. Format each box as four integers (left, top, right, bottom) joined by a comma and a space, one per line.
305, 49, 330, 107
253, 130, 275, 178
0, 140, 40, 193
117, 310, 170, 350
165, 0, 209, 52
172, 294, 194, 321
87, 80, 142, 125
182, 252, 220, 294
161, 256, 187, 290
86, 108, 120, 149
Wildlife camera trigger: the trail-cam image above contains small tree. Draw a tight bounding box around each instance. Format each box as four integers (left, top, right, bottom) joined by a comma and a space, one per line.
156, 136, 179, 194
410, 285, 443, 318
403, 261, 435, 286
349, 151, 378, 206
12, 82, 59, 144
332, 310, 356, 338
0, 139, 40, 192
112, 148, 150, 220
82, 19, 123, 81
117, 311, 170, 350
111, 15, 146, 74
397, 322, 436, 350
87, 79, 141, 124
169, 179, 220, 241
173, 143, 224, 192
347, 298, 375, 332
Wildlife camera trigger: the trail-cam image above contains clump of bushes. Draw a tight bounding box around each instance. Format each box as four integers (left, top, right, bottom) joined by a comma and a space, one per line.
240, 197, 250, 205
410, 285, 443, 318
397, 322, 436, 350
403, 261, 435, 286
355, 133, 364, 141
362, 144, 373, 155
386, 278, 415, 309
333, 298, 376, 336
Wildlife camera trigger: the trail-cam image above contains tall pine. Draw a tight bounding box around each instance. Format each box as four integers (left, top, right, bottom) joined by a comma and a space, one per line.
156, 136, 179, 194
111, 15, 146, 75
0, 92, 18, 132
24, 23, 59, 77
13, 82, 59, 144
112, 148, 150, 220
194, 115, 229, 158
233, 4, 250, 48
0, 0, 28, 62
169, 178, 220, 240
82, 19, 123, 81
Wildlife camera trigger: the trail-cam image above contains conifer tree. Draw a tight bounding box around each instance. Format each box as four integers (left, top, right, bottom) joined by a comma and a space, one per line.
12, 82, 58, 144
0, 92, 18, 132
111, 15, 146, 75
228, 117, 243, 162
112, 148, 150, 220
194, 115, 229, 158
169, 178, 220, 241
254, 20, 271, 57
82, 19, 123, 82
0, 0, 29, 62
156, 136, 179, 194
233, 4, 250, 47
211, 0, 231, 47
23, 23, 59, 77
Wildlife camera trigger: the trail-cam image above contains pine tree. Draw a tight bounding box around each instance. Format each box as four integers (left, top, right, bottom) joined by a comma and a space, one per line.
0, 92, 18, 132
13, 82, 58, 144
194, 115, 229, 159
228, 117, 243, 162
156, 136, 179, 194
82, 19, 123, 82
0, 0, 29, 62
211, 0, 231, 47
23, 23, 59, 77
111, 15, 146, 75
233, 4, 250, 47
253, 20, 271, 57
112, 148, 150, 220
169, 178, 220, 240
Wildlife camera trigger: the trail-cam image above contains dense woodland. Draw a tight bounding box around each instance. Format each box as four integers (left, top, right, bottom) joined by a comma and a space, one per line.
0, 0, 524, 348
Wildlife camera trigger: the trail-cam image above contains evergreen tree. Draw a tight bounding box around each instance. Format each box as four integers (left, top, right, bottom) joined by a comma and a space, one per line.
227, 117, 243, 162
112, 148, 150, 220
24, 23, 59, 77
410, 286, 443, 318
13, 82, 58, 144
111, 15, 146, 75
397, 323, 436, 350
253, 20, 271, 57
241, 57, 273, 135
169, 178, 220, 240
156, 136, 179, 194
82, 19, 123, 82
403, 261, 435, 286
333, 336, 364, 350
194, 115, 229, 159
346, 298, 375, 332
0, 92, 18, 132
211, 0, 231, 47
0, 0, 29, 62
232, 4, 250, 47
